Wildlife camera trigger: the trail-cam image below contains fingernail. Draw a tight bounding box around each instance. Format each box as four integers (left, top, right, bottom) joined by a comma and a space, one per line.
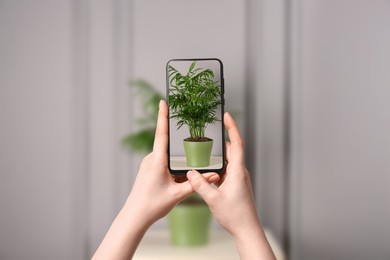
159, 100, 164, 109
187, 170, 194, 178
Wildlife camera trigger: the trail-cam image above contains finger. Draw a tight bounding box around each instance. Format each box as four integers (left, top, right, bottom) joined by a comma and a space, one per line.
224, 112, 243, 146
173, 173, 222, 201
225, 141, 231, 163
173, 181, 194, 201
153, 100, 168, 159
173, 172, 220, 184
187, 170, 216, 204
203, 172, 220, 184
224, 112, 244, 162
213, 172, 227, 187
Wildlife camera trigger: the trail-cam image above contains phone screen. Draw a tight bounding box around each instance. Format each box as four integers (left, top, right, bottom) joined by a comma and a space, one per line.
166, 58, 225, 175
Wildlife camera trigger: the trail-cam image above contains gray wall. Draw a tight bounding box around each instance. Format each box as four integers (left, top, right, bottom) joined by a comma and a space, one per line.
289, 1, 390, 259
0, 1, 85, 259
131, 0, 246, 131
249, 0, 287, 248
0, 0, 133, 258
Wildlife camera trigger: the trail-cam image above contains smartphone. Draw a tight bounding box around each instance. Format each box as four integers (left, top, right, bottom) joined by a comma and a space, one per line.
166, 58, 225, 175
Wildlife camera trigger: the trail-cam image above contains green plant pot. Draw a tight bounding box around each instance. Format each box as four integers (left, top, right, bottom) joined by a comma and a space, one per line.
183, 140, 213, 167
167, 204, 212, 247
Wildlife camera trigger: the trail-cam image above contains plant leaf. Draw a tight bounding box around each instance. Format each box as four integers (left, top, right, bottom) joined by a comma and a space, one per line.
122, 128, 155, 154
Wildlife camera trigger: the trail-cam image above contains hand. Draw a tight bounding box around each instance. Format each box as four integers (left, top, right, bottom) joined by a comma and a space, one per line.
92, 100, 219, 259
186, 112, 256, 235
126, 100, 220, 225
186, 112, 276, 260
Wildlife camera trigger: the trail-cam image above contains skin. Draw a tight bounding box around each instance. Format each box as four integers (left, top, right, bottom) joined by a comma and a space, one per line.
92, 100, 275, 260
92, 101, 220, 260
186, 112, 276, 260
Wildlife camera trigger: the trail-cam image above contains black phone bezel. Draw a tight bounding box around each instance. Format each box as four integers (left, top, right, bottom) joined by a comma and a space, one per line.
166, 58, 226, 175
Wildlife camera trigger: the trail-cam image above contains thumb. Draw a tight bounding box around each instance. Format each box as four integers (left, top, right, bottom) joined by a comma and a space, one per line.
187, 170, 216, 204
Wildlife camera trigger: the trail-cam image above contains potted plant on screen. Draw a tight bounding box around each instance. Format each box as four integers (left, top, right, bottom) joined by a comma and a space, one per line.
168, 61, 222, 167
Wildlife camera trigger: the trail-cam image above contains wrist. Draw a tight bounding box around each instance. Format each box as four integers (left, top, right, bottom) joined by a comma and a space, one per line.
92, 199, 151, 259
231, 215, 263, 241
122, 197, 154, 232
231, 217, 276, 260
227, 206, 262, 237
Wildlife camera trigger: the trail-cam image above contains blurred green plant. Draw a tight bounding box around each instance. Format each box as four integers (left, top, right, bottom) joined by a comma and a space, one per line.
122, 79, 164, 154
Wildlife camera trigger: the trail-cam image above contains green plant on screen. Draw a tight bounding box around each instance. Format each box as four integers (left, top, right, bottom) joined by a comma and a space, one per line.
168, 61, 221, 140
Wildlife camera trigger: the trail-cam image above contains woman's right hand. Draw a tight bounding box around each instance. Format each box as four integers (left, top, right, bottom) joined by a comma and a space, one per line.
186, 112, 276, 260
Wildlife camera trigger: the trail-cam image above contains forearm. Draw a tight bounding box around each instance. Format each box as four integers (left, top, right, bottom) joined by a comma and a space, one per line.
232, 219, 276, 260
92, 201, 151, 260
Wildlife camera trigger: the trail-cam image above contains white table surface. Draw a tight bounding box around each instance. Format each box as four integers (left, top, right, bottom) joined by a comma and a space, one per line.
133, 228, 285, 260
170, 156, 223, 170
